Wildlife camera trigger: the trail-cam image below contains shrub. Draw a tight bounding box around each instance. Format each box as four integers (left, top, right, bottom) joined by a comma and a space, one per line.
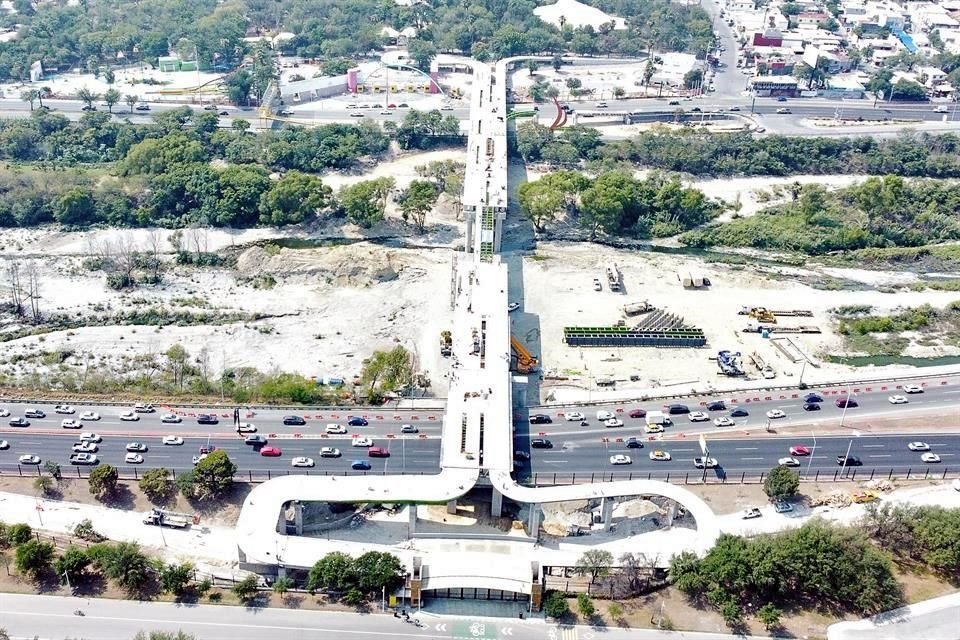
544, 591, 570, 619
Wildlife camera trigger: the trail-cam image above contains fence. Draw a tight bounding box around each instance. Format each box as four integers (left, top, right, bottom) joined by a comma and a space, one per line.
0, 464, 442, 483
522, 466, 960, 486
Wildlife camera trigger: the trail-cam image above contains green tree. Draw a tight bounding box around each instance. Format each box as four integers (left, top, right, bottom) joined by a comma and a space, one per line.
397, 179, 438, 232
125, 94, 139, 112
55, 546, 91, 585
359, 346, 414, 402
77, 87, 99, 110
140, 468, 175, 503
132, 632, 197, 640
890, 78, 927, 101
89, 464, 119, 499
756, 603, 782, 630
683, 68, 704, 90
764, 465, 800, 500
607, 602, 624, 621
544, 591, 569, 618
338, 177, 394, 228
526, 60, 539, 76
103, 88, 121, 113
576, 593, 595, 617
54, 188, 97, 226
353, 551, 405, 593
181, 450, 237, 500
565, 77, 582, 90
574, 549, 614, 583
6, 524, 32, 546
34, 475, 54, 496
89, 542, 153, 595
14, 540, 54, 579
226, 70, 253, 106
20, 89, 38, 111
408, 39, 438, 71
259, 171, 332, 225
232, 574, 260, 603
517, 181, 564, 232
273, 576, 293, 602
307, 551, 356, 592
159, 562, 194, 596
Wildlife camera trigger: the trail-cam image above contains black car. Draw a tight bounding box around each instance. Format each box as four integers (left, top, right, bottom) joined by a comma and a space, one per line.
197, 414, 219, 425
625, 437, 644, 449
667, 404, 690, 415
804, 393, 823, 403
803, 403, 821, 411
835, 398, 858, 408
347, 416, 367, 427
690, 107, 702, 112
729, 408, 749, 417
284, 415, 307, 426
529, 414, 552, 424
24, 409, 46, 418
707, 401, 726, 411
837, 455, 862, 466
777, 96, 788, 102
9, 417, 29, 427
530, 438, 553, 449
513, 450, 530, 461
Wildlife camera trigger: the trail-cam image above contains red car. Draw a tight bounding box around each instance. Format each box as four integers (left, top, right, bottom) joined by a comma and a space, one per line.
259, 446, 282, 457
628, 409, 646, 419
368, 446, 391, 458
199, 446, 217, 454
789, 445, 811, 456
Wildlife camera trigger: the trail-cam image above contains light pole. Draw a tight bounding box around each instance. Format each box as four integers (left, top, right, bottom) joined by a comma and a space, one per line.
838, 382, 852, 428
804, 431, 816, 480
840, 438, 854, 477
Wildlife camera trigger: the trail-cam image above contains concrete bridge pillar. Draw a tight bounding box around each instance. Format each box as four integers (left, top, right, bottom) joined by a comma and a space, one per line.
294, 501, 304, 535
602, 498, 614, 531
527, 503, 541, 538
408, 504, 417, 538
447, 499, 458, 515
491, 487, 503, 518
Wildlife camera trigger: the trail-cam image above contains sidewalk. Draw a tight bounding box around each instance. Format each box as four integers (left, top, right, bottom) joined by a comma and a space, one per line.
827, 591, 960, 640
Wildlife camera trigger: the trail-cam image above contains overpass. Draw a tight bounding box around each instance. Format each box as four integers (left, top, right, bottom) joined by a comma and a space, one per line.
234, 57, 720, 609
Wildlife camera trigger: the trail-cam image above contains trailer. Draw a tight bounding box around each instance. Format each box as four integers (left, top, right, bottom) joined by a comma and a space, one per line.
622, 300, 653, 317
738, 306, 813, 317
606, 263, 622, 292
742, 325, 822, 334
143, 508, 192, 528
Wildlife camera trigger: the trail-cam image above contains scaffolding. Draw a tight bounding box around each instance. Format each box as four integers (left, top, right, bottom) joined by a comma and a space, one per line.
563, 326, 707, 348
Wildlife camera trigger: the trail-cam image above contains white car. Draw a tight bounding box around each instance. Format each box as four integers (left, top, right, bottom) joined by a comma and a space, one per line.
903, 384, 924, 394
566, 412, 585, 422
694, 457, 718, 469
163, 435, 184, 446
400, 424, 418, 433
192, 454, 208, 465
161, 414, 182, 423
908, 442, 930, 451
508, 302, 521, 312
604, 418, 624, 428
741, 507, 762, 519
119, 411, 139, 422
325, 423, 347, 434
766, 409, 786, 419
80, 433, 102, 442
55, 405, 75, 414
61, 419, 83, 429
595, 101, 608, 108
134, 403, 155, 413
352, 437, 373, 447
79, 411, 100, 421
713, 417, 735, 427
0, 408, 8, 417
72, 442, 97, 453
319, 447, 341, 458
649, 450, 672, 461
291, 457, 315, 468
0, 440, 8, 449
922, 452, 941, 463
888, 395, 908, 404
644, 423, 664, 434
609, 454, 632, 465
237, 422, 257, 433
19, 454, 40, 465
689, 411, 710, 422
597, 410, 614, 421
124, 453, 144, 464
778, 457, 800, 467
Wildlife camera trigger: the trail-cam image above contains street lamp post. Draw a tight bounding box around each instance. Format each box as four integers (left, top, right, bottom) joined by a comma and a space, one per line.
839, 382, 852, 428
841, 438, 854, 477
804, 431, 816, 480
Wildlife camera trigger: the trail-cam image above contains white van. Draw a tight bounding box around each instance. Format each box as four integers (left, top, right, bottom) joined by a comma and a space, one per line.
597, 410, 614, 421
325, 423, 347, 434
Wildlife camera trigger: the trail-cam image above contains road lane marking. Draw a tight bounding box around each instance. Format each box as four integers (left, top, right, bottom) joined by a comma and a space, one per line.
542, 460, 569, 464
868, 454, 891, 458
735, 447, 758, 451
863, 445, 885, 448
741, 457, 764, 461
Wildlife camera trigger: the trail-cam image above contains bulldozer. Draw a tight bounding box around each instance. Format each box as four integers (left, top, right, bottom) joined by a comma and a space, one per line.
739, 306, 777, 324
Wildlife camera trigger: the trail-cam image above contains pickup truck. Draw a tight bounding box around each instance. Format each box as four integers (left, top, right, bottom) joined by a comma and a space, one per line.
143, 508, 192, 528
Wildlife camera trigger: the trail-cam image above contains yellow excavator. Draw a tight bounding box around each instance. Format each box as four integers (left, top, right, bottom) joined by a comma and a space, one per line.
739, 306, 777, 324
511, 336, 538, 374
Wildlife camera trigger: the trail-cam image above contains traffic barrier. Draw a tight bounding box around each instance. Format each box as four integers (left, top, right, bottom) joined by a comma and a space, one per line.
678, 433, 686, 438
394, 415, 402, 420
601, 438, 609, 443
320, 434, 328, 438
764, 396, 771, 401
268, 433, 277, 438
791, 394, 798, 398
418, 434, 427, 439
330, 414, 339, 419
245, 412, 254, 418
376, 416, 383, 420
615, 438, 623, 443
221, 413, 229, 417
386, 434, 395, 438
428, 416, 437, 421
615, 408, 624, 413
412, 415, 420, 420
865, 387, 872, 392
294, 433, 302, 438
942, 381, 949, 385
538, 431, 546, 436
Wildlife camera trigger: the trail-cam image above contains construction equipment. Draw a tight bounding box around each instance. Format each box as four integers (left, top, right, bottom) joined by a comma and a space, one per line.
749, 352, 776, 379
511, 335, 539, 374
439, 330, 453, 357
143, 508, 192, 528
738, 306, 813, 318
715, 350, 744, 377
681, 273, 711, 288
564, 326, 706, 347
743, 325, 821, 334
606, 263, 622, 292
741, 307, 776, 323
623, 300, 653, 317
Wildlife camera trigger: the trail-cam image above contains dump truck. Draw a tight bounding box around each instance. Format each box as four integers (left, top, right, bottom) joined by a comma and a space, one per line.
623, 300, 653, 317
143, 508, 192, 528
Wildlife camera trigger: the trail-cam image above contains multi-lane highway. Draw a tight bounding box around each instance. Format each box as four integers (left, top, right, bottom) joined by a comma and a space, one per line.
0, 401, 443, 473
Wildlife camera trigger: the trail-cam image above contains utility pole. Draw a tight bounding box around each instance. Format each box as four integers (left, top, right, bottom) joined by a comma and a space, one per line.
841, 438, 854, 477
839, 382, 852, 428
804, 431, 817, 480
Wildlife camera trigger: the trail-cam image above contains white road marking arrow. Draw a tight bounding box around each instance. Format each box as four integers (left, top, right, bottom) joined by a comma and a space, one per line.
436, 623, 448, 632
500, 628, 513, 636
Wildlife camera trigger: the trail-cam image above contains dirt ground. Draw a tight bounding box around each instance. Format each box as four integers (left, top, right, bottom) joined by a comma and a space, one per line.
0, 476, 247, 527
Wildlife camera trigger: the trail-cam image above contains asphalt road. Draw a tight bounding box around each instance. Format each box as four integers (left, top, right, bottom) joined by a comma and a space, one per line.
0, 593, 770, 640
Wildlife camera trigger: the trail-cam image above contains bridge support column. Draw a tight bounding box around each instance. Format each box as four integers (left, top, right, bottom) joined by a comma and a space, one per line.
527, 503, 541, 538
294, 500, 304, 535
408, 504, 417, 538
602, 498, 614, 531
491, 487, 503, 518
447, 499, 457, 515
